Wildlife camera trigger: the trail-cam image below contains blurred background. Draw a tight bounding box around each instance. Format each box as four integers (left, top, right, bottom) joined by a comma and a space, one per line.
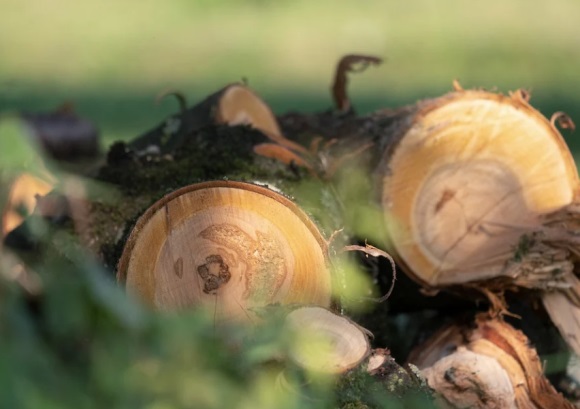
2, 0, 580, 154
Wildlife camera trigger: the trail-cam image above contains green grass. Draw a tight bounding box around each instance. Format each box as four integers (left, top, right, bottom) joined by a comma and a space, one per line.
1, 0, 580, 150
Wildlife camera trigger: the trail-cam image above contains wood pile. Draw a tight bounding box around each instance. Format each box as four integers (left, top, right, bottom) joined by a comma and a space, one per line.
4, 54, 580, 408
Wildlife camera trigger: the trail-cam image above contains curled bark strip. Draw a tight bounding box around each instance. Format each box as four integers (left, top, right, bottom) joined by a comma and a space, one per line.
510, 88, 531, 103
332, 54, 382, 112
343, 243, 397, 302
309, 136, 324, 154
156, 90, 188, 114
452, 79, 463, 92
253, 143, 314, 170
551, 111, 576, 131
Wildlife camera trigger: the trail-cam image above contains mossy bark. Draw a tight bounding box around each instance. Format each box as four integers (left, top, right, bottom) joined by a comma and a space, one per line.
90, 124, 314, 270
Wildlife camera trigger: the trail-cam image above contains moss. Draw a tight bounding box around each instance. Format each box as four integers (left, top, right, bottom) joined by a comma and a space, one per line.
335, 359, 435, 409
85, 124, 327, 270
341, 403, 371, 409
336, 367, 377, 408
100, 125, 267, 194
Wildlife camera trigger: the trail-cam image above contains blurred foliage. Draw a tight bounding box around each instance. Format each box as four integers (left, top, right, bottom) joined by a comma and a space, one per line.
0, 226, 435, 408
1, 224, 316, 409
0, 1, 577, 407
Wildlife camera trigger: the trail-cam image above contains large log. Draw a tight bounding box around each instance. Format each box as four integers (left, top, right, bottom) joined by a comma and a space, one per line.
117, 181, 331, 320
374, 88, 580, 355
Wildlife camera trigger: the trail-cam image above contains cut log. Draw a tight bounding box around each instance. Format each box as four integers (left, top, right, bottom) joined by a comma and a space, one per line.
284, 306, 370, 374
214, 85, 283, 138
377, 88, 580, 354
129, 83, 285, 153
409, 314, 574, 409
378, 90, 578, 287
117, 181, 331, 322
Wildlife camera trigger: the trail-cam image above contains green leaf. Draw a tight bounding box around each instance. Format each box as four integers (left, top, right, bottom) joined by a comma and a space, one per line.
0, 115, 44, 176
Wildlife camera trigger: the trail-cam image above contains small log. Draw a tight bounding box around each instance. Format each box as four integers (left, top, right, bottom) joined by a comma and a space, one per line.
408, 314, 574, 409
129, 83, 285, 153
284, 306, 370, 374
117, 181, 331, 321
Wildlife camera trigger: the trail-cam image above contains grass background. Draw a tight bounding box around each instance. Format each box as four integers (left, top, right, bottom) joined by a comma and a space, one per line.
1, 0, 580, 153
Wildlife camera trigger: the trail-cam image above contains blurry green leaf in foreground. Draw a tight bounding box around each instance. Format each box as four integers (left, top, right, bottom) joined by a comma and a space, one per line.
0, 232, 331, 409
334, 256, 377, 312
0, 115, 45, 176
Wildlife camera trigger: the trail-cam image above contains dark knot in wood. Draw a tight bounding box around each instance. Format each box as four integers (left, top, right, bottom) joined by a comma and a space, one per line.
197, 254, 232, 294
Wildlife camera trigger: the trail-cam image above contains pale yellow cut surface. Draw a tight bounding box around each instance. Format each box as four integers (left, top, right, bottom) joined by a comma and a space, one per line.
217, 85, 283, 138
285, 306, 369, 374
119, 182, 330, 321
383, 94, 578, 286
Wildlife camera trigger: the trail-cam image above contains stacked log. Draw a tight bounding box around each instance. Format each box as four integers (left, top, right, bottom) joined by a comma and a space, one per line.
4, 55, 580, 408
